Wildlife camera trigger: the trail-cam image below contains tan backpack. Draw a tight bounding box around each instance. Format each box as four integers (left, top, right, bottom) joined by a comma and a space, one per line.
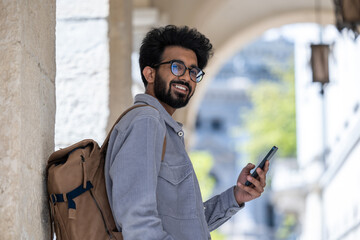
46, 105, 166, 240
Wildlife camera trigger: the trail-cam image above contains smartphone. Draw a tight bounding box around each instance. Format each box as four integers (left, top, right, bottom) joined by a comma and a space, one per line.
245, 146, 278, 187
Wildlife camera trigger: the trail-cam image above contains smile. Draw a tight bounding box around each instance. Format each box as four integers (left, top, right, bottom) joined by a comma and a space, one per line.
173, 83, 189, 93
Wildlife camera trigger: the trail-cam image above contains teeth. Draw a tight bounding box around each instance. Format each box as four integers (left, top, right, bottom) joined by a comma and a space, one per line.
175, 85, 186, 91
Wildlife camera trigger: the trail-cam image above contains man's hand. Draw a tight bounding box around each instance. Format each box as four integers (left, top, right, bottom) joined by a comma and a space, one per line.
233, 161, 269, 205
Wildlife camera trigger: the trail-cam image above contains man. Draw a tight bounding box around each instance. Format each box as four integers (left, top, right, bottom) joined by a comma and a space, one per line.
104, 25, 269, 240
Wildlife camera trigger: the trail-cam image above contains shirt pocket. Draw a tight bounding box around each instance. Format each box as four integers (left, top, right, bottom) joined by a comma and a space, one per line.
157, 163, 197, 219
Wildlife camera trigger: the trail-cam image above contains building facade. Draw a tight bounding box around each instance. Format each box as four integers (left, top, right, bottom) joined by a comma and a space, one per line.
3, 0, 359, 239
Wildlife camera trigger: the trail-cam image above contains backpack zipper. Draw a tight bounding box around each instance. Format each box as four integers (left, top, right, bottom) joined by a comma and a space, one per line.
89, 189, 114, 239
82, 152, 114, 239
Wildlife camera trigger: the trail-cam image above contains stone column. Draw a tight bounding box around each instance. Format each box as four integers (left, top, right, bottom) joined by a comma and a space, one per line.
107, 0, 133, 131
0, 0, 56, 239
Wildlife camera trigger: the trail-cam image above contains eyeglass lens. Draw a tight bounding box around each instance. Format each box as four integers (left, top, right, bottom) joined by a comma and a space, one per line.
170, 61, 203, 82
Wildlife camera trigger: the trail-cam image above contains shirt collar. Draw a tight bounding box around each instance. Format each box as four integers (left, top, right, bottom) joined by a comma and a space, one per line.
134, 94, 184, 134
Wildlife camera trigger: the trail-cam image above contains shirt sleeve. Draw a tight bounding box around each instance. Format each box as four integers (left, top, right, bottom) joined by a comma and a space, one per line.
204, 186, 245, 232
108, 115, 175, 240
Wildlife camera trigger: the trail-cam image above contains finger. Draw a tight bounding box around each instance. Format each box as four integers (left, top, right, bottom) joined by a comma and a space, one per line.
246, 163, 255, 170
245, 163, 255, 170
263, 160, 270, 173
246, 175, 264, 193
238, 182, 261, 198
242, 163, 256, 175
256, 168, 267, 187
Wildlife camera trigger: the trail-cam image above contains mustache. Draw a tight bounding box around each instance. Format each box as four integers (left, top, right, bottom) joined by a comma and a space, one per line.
170, 80, 192, 93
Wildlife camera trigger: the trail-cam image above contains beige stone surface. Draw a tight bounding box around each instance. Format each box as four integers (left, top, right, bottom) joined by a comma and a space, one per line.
107, 0, 133, 132
0, 0, 56, 239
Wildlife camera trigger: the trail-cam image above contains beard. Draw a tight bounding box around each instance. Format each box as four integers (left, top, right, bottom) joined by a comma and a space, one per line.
154, 73, 194, 109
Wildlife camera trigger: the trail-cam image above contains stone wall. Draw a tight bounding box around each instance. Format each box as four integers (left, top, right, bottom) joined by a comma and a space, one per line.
0, 0, 56, 239
55, 0, 110, 148
55, 0, 135, 147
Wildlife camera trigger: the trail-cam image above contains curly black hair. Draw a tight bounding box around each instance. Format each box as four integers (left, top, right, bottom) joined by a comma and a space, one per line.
139, 25, 213, 87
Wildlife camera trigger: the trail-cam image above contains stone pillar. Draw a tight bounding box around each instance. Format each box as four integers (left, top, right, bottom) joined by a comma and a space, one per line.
0, 0, 56, 239
107, 0, 133, 131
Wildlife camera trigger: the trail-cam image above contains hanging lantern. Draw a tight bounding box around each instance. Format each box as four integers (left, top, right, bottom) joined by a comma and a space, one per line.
310, 44, 330, 84
334, 0, 360, 39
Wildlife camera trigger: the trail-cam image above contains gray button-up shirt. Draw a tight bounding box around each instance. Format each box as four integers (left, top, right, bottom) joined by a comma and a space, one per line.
105, 94, 243, 239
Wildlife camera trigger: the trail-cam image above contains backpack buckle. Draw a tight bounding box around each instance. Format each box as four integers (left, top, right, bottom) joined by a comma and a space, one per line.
50, 194, 57, 204
50, 193, 65, 204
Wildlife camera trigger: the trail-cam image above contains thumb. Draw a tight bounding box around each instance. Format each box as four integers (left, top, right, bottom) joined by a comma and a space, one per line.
243, 163, 255, 174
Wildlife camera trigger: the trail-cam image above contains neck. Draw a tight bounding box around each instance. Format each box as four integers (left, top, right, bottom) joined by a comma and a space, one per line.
160, 102, 176, 116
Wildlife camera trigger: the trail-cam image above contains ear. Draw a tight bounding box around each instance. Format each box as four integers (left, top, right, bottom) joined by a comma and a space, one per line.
142, 66, 155, 85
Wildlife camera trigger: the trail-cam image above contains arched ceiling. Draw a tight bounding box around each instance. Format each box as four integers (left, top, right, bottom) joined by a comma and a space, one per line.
150, 0, 334, 47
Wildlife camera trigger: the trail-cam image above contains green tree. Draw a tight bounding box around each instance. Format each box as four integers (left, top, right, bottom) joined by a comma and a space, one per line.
189, 151, 215, 202
242, 65, 297, 162
189, 151, 226, 240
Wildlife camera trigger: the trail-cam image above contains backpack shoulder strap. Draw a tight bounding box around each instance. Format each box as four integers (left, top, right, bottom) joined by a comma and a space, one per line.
100, 104, 148, 154
100, 104, 167, 161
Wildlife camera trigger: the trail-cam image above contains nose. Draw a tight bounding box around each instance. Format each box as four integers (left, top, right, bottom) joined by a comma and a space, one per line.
181, 69, 196, 91
180, 68, 192, 83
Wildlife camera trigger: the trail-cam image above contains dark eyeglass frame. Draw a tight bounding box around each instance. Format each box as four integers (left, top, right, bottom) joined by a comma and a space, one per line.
153, 60, 205, 83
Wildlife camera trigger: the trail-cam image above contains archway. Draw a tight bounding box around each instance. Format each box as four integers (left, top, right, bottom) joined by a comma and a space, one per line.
177, 9, 335, 144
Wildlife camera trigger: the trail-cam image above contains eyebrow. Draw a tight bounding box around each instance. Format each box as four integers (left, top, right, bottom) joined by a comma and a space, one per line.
173, 59, 198, 69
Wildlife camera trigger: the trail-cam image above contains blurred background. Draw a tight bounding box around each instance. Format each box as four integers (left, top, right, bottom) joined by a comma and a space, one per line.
55, 0, 360, 239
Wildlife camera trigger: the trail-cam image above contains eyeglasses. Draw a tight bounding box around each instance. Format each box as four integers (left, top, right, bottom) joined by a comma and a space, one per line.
153, 60, 205, 83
